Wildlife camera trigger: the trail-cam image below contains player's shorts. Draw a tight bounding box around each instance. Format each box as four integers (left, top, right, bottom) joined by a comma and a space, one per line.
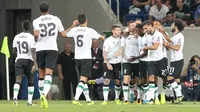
123, 63, 139, 77
157, 58, 168, 77
169, 59, 184, 79
139, 61, 148, 78
15, 59, 34, 76
75, 59, 92, 78
103, 63, 121, 79
36, 50, 58, 70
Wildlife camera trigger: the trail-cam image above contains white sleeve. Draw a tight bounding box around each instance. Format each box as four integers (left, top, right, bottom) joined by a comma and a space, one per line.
91, 29, 101, 39
176, 36, 183, 45
149, 7, 154, 16
12, 36, 17, 48
30, 36, 36, 49
56, 17, 65, 32
120, 37, 126, 47
103, 39, 109, 52
32, 19, 39, 31
153, 34, 161, 43
66, 28, 74, 37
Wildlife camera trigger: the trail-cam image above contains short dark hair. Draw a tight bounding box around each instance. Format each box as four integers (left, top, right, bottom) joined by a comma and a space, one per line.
39, 2, 49, 13
142, 20, 153, 26
127, 20, 134, 25
174, 21, 184, 32
166, 11, 174, 15
111, 25, 121, 30
78, 14, 87, 24
135, 24, 143, 29
22, 20, 31, 31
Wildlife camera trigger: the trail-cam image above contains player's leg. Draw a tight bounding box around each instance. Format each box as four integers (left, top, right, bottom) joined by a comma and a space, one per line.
122, 63, 131, 104
114, 63, 122, 105
154, 76, 160, 105
13, 59, 24, 106
139, 61, 149, 104
145, 62, 156, 104
167, 60, 184, 104
134, 63, 142, 104
102, 64, 112, 105
26, 60, 35, 106
36, 51, 45, 95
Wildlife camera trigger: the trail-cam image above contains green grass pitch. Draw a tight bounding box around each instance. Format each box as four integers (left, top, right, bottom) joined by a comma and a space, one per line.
1, 101, 200, 112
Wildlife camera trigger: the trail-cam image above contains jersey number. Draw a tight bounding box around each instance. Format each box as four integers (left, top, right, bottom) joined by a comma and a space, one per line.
39, 23, 56, 37
17, 41, 29, 54
77, 35, 83, 47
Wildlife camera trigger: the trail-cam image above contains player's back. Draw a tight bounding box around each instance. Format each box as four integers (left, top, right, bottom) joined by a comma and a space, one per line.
33, 14, 64, 52
13, 32, 35, 61
67, 26, 101, 59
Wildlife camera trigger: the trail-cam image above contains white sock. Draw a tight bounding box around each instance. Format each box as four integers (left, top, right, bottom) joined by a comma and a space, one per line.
74, 82, 85, 101
123, 83, 129, 101
171, 82, 182, 97
13, 83, 20, 100
137, 85, 142, 100
129, 84, 134, 95
103, 86, 109, 101
43, 75, 52, 96
154, 86, 159, 100
168, 84, 174, 98
146, 83, 155, 101
83, 84, 91, 102
38, 79, 44, 95
142, 84, 149, 101
28, 86, 34, 104
115, 85, 121, 100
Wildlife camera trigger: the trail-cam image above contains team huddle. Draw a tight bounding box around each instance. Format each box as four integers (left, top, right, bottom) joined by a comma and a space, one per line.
12, 1, 185, 109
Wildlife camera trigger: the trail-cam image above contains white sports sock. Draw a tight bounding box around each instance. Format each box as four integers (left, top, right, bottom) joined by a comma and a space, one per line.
171, 82, 182, 97
38, 79, 44, 95
142, 85, 149, 101
103, 86, 109, 101
123, 83, 129, 101
83, 84, 91, 102
115, 85, 121, 100
146, 83, 155, 101
154, 86, 159, 100
137, 85, 142, 100
43, 75, 52, 96
129, 84, 134, 95
74, 82, 85, 100
28, 86, 34, 104
13, 83, 20, 100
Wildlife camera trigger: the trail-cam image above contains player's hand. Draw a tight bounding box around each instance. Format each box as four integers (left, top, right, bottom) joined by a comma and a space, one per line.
72, 20, 79, 26
58, 74, 64, 80
115, 52, 119, 57
127, 56, 138, 62
106, 63, 113, 70
163, 41, 168, 47
31, 63, 36, 74
158, 27, 165, 34
143, 46, 149, 50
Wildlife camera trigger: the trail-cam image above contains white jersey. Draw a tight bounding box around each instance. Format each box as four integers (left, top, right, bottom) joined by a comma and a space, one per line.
13, 32, 36, 62
148, 30, 164, 61
121, 35, 139, 63
33, 14, 65, 52
103, 36, 122, 64
66, 26, 101, 59
171, 32, 184, 62
138, 34, 152, 61
162, 35, 168, 58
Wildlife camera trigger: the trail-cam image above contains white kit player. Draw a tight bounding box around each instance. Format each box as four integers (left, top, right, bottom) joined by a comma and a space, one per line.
164, 21, 185, 104
102, 25, 122, 105
12, 20, 36, 106
33, 2, 66, 109
118, 21, 140, 104
142, 20, 164, 104
65, 14, 105, 105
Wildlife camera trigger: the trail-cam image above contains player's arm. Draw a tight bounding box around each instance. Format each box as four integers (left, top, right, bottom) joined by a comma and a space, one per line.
164, 42, 181, 51
158, 28, 172, 42
143, 42, 160, 50
99, 36, 105, 41
32, 20, 40, 41
12, 37, 17, 58
65, 20, 78, 37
